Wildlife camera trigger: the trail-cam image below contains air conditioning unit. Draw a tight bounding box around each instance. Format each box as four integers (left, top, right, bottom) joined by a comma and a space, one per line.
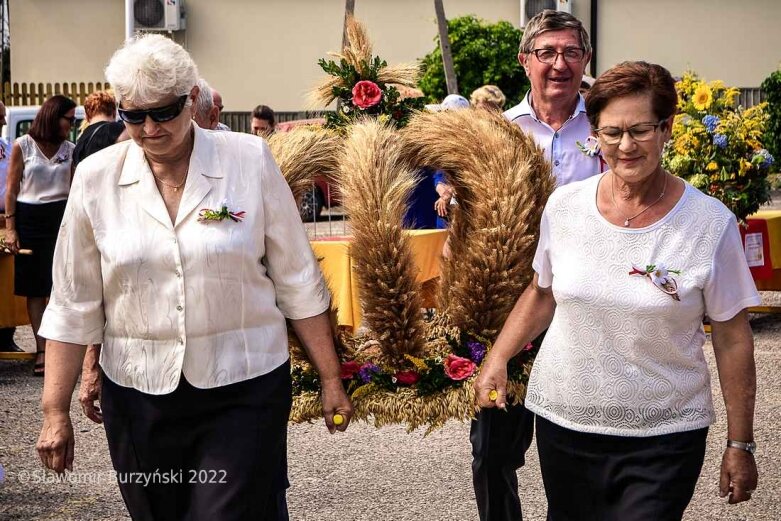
521, 0, 572, 27
134, 0, 185, 32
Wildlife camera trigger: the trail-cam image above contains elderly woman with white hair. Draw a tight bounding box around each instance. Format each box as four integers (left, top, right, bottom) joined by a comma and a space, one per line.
35, 34, 352, 520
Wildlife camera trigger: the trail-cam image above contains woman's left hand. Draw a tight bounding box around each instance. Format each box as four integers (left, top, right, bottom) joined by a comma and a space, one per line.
719, 448, 758, 504
321, 378, 354, 434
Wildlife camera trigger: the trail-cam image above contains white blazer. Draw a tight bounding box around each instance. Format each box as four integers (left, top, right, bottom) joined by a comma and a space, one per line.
39, 125, 329, 394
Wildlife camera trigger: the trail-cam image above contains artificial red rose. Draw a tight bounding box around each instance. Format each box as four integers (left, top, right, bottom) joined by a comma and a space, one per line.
394, 370, 420, 386
351, 80, 382, 109
340, 361, 362, 379
443, 354, 477, 381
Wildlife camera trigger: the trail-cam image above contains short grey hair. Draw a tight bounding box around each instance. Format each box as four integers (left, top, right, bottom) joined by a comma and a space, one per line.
519, 10, 591, 55
105, 34, 199, 106
193, 78, 214, 121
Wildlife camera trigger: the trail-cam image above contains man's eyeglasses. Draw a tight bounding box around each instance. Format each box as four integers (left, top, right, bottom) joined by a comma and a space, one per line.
118, 95, 189, 125
529, 47, 586, 64
593, 121, 667, 145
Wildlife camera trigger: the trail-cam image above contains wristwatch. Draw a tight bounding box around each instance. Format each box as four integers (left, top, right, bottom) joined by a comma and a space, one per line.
727, 439, 757, 454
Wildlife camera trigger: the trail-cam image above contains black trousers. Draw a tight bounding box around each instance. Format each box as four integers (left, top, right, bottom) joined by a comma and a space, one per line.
536, 415, 707, 521
101, 361, 292, 521
470, 402, 535, 521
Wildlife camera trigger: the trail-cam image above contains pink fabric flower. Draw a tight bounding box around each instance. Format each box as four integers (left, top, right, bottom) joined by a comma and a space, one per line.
351, 80, 382, 109
394, 370, 420, 386
443, 354, 477, 381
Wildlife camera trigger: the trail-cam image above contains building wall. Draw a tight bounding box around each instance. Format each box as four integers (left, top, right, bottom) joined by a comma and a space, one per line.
595, 0, 781, 86
10, 0, 125, 87
9, 1, 780, 110
10, 0, 521, 111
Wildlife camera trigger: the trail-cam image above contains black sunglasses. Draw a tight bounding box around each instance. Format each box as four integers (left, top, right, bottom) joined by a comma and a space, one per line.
118, 95, 189, 124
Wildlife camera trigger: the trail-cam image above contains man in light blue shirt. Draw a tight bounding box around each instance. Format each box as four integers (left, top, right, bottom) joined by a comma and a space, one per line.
472, 10, 602, 521
504, 91, 601, 186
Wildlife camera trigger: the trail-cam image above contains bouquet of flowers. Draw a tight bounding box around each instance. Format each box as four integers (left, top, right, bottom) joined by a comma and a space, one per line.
663, 72, 774, 222
311, 17, 425, 130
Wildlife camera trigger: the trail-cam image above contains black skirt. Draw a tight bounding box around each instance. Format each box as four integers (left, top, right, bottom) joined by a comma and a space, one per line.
14, 200, 67, 297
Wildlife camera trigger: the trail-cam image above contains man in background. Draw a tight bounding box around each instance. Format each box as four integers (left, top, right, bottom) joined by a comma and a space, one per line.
472, 10, 603, 521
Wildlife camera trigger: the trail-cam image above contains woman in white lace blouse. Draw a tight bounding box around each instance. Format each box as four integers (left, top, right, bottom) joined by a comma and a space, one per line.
35, 34, 353, 520
475, 61, 759, 519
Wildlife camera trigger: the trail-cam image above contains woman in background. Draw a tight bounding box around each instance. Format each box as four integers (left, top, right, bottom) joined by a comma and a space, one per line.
4, 95, 76, 375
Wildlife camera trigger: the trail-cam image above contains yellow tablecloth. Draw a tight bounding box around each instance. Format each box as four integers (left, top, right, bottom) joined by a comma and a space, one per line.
1, 229, 448, 330
0, 253, 30, 328
311, 229, 447, 329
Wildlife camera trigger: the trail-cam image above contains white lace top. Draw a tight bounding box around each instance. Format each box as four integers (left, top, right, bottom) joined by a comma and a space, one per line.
16, 134, 74, 204
526, 174, 760, 436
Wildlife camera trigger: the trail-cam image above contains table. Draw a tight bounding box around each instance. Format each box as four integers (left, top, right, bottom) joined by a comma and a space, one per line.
311, 229, 447, 329
741, 210, 781, 314
0, 229, 30, 329
1, 230, 33, 360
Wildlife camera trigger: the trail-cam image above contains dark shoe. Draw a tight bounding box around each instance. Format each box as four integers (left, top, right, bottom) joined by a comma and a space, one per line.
33, 352, 45, 377
0, 341, 24, 353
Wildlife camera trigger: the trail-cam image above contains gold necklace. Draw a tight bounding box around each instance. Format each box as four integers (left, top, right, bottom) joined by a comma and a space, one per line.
152, 171, 188, 192
610, 171, 668, 227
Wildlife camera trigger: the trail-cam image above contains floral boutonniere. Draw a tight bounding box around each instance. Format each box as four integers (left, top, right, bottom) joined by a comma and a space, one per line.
576, 136, 601, 158
629, 263, 681, 301
54, 150, 70, 164
198, 201, 246, 223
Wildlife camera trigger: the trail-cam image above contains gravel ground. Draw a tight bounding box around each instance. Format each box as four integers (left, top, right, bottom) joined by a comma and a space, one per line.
2, 199, 781, 520
1, 303, 780, 520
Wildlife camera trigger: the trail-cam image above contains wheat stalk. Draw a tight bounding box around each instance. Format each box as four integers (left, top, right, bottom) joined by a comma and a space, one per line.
401, 109, 554, 339
267, 127, 342, 201
337, 119, 427, 360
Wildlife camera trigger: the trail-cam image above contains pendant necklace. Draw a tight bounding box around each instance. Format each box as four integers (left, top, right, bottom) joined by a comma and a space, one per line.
610, 171, 668, 227
152, 171, 188, 192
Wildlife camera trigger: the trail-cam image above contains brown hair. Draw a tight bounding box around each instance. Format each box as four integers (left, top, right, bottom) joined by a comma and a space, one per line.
84, 90, 117, 121
585, 61, 677, 128
252, 104, 275, 126
28, 95, 77, 144
519, 10, 591, 54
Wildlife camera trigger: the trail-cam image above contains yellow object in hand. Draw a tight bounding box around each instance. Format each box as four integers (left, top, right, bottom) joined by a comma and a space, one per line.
488, 390, 498, 401
333, 413, 345, 426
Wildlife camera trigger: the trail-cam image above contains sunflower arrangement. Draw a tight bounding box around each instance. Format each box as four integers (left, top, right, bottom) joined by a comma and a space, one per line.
311, 17, 425, 130
280, 18, 553, 433
663, 71, 774, 222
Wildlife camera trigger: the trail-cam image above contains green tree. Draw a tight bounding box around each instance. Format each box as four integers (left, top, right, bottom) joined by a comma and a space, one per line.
761, 68, 781, 163
419, 15, 528, 109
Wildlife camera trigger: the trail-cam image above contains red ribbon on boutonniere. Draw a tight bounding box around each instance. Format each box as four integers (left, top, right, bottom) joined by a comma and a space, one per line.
629, 263, 681, 301
198, 201, 246, 223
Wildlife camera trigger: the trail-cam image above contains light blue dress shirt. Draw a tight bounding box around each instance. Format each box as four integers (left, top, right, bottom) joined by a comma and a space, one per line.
504, 92, 602, 187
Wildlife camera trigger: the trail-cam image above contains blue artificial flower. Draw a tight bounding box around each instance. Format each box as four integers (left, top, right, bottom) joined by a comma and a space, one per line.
752, 149, 775, 169
358, 363, 380, 383
701, 115, 720, 133
713, 134, 728, 149
468, 341, 487, 365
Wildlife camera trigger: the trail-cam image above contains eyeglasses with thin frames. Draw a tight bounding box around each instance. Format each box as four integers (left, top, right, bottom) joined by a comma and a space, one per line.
593, 121, 668, 146
529, 47, 586, 64
118, 95, 189, 125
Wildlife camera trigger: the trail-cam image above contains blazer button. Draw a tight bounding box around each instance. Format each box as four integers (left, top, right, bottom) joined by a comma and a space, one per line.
176, 305, 183, 311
